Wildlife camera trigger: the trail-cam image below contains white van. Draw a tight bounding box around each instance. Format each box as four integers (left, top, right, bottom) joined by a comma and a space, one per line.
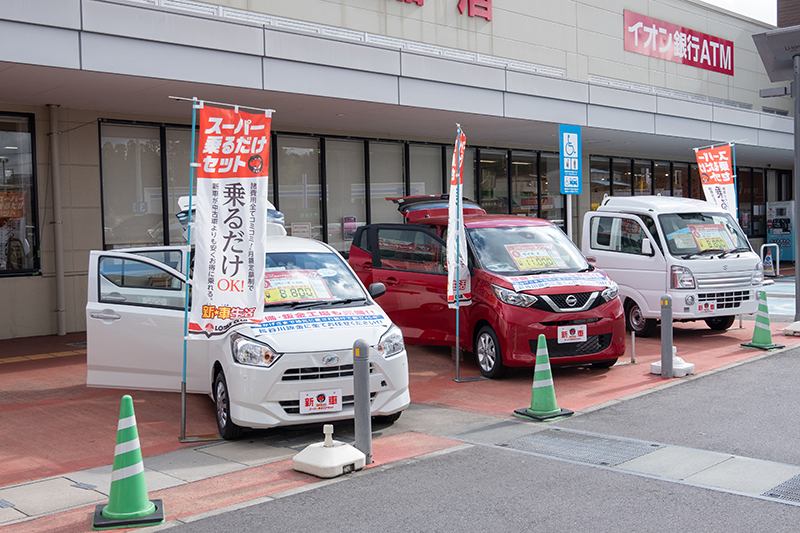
581, 196, 764, 337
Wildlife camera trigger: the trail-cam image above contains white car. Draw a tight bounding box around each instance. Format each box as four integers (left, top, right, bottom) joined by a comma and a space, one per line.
86, 237, 410, 439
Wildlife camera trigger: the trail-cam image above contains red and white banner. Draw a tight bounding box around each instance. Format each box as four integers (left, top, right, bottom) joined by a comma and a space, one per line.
694, 144, 736, 217
624, 10, 733, 76
0, 193, 25, 218
189, 105, 272, 337
446, 125, 471, 309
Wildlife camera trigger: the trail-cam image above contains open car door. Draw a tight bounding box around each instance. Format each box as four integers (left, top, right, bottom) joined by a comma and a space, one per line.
86, 249, 209, 393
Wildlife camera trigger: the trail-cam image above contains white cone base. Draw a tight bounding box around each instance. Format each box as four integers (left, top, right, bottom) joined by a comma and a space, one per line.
292, 441, 366, 478
783, 321, 800, 336
650, 356, 695, 377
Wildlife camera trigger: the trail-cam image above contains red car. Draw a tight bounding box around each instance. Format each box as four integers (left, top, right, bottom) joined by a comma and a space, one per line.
348, 196, 626, 378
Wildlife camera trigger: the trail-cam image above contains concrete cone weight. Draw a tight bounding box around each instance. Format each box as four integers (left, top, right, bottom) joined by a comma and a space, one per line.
741, 291, 784, 351
514, 334, 573, 421
92, 395, 164, 530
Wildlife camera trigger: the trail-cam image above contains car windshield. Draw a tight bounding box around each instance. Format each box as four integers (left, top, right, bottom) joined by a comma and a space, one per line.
263, 252, 366, 308
658, 212, 750, 257
467, 225, 589, 275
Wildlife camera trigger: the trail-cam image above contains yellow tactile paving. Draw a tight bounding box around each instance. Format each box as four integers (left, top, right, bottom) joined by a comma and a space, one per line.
0, 349, 86, 365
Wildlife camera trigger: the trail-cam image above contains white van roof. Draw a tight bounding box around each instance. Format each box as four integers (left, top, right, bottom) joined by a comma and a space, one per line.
596, 195, 725, 215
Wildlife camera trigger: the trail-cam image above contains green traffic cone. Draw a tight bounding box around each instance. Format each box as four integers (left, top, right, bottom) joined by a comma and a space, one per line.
741, 291, 784, 351
92, 395, 164, 530
514, 334, 573, 421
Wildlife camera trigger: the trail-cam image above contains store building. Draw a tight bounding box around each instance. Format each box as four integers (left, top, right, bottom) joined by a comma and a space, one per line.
0, 0, 792, 339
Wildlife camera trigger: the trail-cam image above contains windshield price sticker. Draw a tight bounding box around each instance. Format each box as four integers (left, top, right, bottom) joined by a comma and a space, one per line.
250, 309, 387, 335
264, 270, 332, 303
687, 224, 734, 251
558, 324, 587, 344
505, 244, 568, 271
507, 272, 611, 292
300, 389, 343, 414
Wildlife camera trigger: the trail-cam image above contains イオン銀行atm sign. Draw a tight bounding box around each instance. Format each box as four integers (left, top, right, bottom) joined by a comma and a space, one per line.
624, 10, 733, 76
189, 105, 272, 337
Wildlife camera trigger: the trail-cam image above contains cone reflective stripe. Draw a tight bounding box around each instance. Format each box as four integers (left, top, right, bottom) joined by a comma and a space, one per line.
741, 291, 784, 351
92, 395, 164, 530
514, 334, 573, 421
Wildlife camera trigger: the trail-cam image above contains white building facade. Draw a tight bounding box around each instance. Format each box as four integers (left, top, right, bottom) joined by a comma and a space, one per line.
0, 0, 792, 339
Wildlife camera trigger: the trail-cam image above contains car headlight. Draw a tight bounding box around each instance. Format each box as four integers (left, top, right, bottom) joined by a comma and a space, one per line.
492, 284, 537, 307
601, 281, 619, 302
377, 324, 405, 358
230, 333, 282, 367
752, 262, 764, 285
670, 265, 695, 289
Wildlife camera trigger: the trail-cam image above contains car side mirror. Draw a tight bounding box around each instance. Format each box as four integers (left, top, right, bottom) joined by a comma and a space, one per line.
369, 282, 386, 299
641, 238, 654, 256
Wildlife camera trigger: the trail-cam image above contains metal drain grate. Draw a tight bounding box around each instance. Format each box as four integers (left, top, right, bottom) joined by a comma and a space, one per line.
763, 475, 800, 503
505, 429, 664, 467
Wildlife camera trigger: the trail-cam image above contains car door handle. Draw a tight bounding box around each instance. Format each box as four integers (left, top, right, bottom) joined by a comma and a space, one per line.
363, 261, 373, 270
102, 294, 127, 303
90, 312, 121, 321
382, 277, 400, 286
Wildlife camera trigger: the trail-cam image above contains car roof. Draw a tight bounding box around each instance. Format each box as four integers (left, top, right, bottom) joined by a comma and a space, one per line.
597, 195, 724, 214
415, 214, 554, 228
265, 236, 337, 253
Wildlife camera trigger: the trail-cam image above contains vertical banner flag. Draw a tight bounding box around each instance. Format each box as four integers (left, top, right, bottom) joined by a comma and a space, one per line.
694, 143, 736, 217
447, 125, 471, 309
559, 124, 582, 195
189, 105, 272, 336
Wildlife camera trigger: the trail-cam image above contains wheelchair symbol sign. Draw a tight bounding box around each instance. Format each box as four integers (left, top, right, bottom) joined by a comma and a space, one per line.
563, 134, 577, 156
559, 124, 582, 195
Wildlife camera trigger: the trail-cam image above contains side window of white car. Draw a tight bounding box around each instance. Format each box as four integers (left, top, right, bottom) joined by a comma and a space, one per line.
590, 216, 649, 255
98, 256, 185, 310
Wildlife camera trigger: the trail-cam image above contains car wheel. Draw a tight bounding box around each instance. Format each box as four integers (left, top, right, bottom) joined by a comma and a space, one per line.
591, 358, 618, 369
475, 325, 507, 379
373, 411, 402, 425
214, 371, 242, 440
625, 300, 657, 338
705, 315, 736, 331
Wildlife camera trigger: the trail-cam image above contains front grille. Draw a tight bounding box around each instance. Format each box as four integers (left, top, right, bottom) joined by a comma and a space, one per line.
536, 334, 612, 358
280, 392, 376, 414
697, 290, 750, 310
695, 273, 752, 290
532, 291, 602, 313
282, 363, 374, 381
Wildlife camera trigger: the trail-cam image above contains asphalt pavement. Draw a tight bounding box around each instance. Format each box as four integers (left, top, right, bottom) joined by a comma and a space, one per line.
160, 343, 800, 533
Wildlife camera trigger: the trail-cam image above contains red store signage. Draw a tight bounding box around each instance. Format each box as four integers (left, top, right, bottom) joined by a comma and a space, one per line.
623, 10, 733, 76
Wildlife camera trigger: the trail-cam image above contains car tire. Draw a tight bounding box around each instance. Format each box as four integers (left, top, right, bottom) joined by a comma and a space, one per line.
591, 358, 618, 369
705, 315, 736, 331
475, 325, 507, 379
625, 300, 657, 338
373, 411, 402, 425
214, 371, 242, 440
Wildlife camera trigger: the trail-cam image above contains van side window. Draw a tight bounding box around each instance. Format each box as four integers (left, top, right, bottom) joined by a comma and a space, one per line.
590, 217, 649, 255
99, 256, 185, 310
375, 228, 445, 274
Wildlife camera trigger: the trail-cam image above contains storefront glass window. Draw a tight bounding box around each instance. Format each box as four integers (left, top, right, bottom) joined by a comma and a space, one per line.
511, 151, 537, 216
409, 145, 442, 197
540, 153, 565, 229
752, 168, 765, 237
737, 167, 753, 235
100, 124, 163, 248
633, 160, 651, 195
672, 163, 688, 197
0, 113, 38, 273
612, 158, 632, 196
654, 161, 670, 196
479, 149, 508, 214
326, 139, 365, 253
369, 142, 405, 223
165, 127, 194, 245
590, 156, 610, 209
277, 136, 321, 240
690, 164, 701, 199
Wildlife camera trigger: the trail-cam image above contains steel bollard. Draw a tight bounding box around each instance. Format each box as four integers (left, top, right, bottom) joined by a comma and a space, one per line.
353, 339, 372, 465
660, 295, 673, 378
